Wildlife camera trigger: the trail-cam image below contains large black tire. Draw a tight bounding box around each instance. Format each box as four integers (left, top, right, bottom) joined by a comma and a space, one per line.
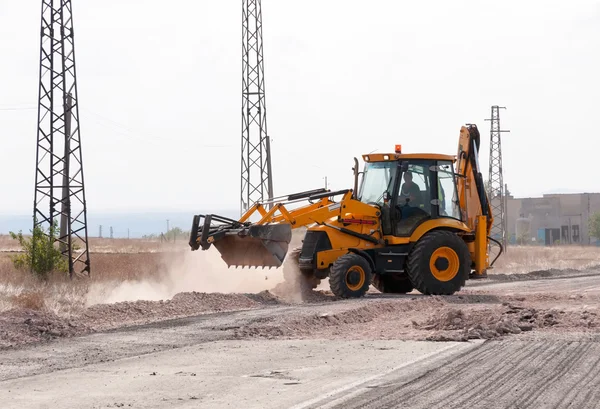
283, 247, 321, 291
329, 253, 372, 298
406, 230, 470, 295
372, 273, 414, 294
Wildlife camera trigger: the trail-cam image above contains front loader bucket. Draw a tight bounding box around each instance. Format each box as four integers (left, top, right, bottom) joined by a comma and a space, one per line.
213, 224, 292, 268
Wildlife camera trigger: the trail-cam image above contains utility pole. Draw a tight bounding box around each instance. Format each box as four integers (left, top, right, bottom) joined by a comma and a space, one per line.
99, 225, 102, 238
505, 183, 509, 251
588, 194, 591, 245
59, 93, 72, 254
485, 106, 510, 254
33, 0, 90, 278
241, 0, 273, 216
110, 226, 113, 239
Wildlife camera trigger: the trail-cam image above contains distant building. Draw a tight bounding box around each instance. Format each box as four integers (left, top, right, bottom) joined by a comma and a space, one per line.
492, 193, 600, 246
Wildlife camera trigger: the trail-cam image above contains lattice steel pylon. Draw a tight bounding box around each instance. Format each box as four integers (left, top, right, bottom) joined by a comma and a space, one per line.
33, 0, 90, 278
485, 105, 510, 252
241, 0, 273, 216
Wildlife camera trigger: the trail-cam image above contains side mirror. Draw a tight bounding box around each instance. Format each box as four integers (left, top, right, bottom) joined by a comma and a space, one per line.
400, 161, 409, 172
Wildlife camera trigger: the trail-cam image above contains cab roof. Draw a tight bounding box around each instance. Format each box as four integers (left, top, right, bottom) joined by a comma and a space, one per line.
362, 153, 456, 163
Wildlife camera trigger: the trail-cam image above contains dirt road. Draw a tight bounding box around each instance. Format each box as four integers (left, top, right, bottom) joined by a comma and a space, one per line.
1, 268, 600, 408
317, 333, 600, 409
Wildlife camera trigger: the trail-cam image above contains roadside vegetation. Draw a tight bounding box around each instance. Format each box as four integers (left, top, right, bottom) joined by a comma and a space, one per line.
0, 229, 599, 317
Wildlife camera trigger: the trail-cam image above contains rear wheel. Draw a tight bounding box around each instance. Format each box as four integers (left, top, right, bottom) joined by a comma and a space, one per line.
406, 230, 470, 295
329, 253, 372, 298
373, 273, 414, 294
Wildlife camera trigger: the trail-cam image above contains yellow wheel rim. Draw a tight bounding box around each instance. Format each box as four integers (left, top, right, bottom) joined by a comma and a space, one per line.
346, 265, 366, 291
429, 246, 460, 282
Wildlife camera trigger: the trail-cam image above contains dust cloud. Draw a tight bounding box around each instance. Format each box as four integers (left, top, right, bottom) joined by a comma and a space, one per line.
85, 229, 313, 306
85, 248, 287, 306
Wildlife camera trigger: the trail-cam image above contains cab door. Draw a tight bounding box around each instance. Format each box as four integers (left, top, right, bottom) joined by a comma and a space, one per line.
392, 160, 436, 237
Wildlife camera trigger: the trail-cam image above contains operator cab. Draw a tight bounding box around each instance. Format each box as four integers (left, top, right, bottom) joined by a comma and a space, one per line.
357, 147, 461, 237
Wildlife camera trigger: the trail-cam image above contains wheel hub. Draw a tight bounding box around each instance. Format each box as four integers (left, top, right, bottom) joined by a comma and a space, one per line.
434, 257, 449, 271
347, 270, 361, 286
345, 266, 366, 291
429, 246, 460, 282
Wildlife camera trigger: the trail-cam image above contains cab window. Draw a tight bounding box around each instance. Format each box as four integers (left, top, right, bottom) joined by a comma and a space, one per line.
358, 161, 396, 205
395, 163, 432, 236
398, 164, 430, 211
437, 161, 461, 221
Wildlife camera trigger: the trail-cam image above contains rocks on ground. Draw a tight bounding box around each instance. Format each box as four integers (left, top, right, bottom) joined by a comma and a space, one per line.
2, 282, 599, 349
0, 290, 286, 349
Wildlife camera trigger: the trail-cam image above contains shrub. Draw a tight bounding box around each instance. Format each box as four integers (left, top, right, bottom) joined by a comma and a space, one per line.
589, 212, 600, 242
9, 220, 68, 280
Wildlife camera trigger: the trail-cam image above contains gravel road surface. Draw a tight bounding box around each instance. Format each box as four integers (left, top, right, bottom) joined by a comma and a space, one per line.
319, 333, 600, 409
1, 268, 599, 408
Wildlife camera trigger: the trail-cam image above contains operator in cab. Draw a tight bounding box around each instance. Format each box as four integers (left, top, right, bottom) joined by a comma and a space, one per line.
399, 171, 421, 207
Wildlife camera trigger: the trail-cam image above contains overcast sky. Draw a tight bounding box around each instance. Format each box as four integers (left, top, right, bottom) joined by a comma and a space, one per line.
0, 0, 599, 216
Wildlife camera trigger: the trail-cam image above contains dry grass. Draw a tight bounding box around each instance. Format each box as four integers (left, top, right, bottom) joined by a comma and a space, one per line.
493, 245, 600, 274
0, 235, 184, 313
0, 233, 186, 317
1, 229, 600, 319
0, 250, 187, 316
0, 234, 186, 253
9, 291, 45, 310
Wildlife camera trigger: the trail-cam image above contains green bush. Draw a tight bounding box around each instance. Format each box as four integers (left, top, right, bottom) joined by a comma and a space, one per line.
590, 212, 600, 242
9, 220, 68, 280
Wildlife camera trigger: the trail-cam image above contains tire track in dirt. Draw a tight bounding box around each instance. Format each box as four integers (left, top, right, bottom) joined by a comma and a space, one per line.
349, 339, 543, 409
464, 340, 593, 409
554, 350, 600, 408
326, 336, 600, 409
512, 341, 593, 408
441, 340, 566, 409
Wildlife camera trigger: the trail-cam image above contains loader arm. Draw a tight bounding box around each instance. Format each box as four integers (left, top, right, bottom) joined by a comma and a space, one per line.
189, 189, 354, 268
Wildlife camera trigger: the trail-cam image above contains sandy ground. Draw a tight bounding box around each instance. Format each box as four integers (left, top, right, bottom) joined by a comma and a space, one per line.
2, 235, 600, 408
2, 265, 599, 349
1, 266, 600, 408
0, 339, 478, 409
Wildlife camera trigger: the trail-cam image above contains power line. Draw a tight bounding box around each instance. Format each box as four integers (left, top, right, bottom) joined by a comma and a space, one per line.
80, 107, 234, 148
0, 107, 36, 111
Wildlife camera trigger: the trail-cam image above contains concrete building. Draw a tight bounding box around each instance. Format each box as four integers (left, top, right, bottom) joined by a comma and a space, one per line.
494, 193, 600, 246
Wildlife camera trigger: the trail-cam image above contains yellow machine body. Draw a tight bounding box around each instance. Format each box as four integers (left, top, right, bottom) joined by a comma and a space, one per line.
190, 124, 500, 297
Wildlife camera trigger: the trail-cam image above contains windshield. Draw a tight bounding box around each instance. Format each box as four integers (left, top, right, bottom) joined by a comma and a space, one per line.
358, 161, 396, 205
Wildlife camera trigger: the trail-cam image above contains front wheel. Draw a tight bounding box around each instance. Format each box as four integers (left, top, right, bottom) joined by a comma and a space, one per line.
329, 253, 372, 298
406, 230, 470, 295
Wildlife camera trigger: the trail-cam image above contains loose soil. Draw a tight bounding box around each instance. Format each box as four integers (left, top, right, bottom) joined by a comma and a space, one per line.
2, 267, 600, 349
0, 291, 278, 348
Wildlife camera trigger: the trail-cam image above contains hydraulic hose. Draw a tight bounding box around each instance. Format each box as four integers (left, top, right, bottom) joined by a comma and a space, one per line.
488, 236, 504, 267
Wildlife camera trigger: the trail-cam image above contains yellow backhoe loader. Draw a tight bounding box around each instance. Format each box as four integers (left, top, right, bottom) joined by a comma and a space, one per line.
189, 124, 503, 298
